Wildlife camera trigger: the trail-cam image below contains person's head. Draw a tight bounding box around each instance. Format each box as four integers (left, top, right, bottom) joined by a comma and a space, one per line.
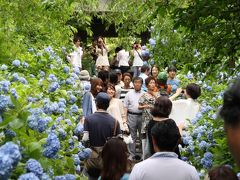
208, 165, 238, 180
151, 96, 172, 118
145, 76, 156, 91
185, 83, 201, 99
97, 36, 104, 46
141, 64, 150, 75
98, 70, 109, 84
95, 92, 110, 110
151, 65, 159, 79
133, 41, 141, 50
101, 137, 128, 180
115, 46, 122, 54
109, 71, 118, 85
151, 119, 181, 152
157, 71, 168, 85
73, 36, 81, 46
106, 83, 116, 99
167, 66, 177, 79
79, 70, 90, 81
219, 79, 240, 167
113, 69, 122, 83
122, 73, 132, 88
132, 77, 143, 91
90, 78, 103, 97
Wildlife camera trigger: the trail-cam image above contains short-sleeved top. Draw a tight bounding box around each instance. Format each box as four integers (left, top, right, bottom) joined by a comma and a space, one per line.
129, 152, 199, 180
98, 173, 130, 180
70, 46, 83, 68
167, 78, 180, 93
124, 90, 144, 113
120, 87, 134, 102
84, 111, 121, 147
139, 92, 159, 134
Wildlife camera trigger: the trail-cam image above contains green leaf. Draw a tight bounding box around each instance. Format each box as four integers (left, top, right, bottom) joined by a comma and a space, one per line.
9, 118, 24, 129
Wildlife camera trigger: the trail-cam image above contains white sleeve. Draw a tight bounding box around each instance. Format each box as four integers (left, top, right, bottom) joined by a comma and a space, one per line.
82, 131, 89, 141
123, 92, 129, 108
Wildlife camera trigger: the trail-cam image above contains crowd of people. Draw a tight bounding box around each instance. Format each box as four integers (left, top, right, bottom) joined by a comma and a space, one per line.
67, 36, 240, 180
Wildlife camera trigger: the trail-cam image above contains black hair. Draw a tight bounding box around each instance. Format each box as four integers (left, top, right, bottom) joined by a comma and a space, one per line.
98, 70, 109, 84
73, 36, 81, 43
151, 96, 172, 117
219, 79, 240, 127
145, 76, 156, 87
132, 77, 143, 84
115, 46, 123, 54
141, 64, 150, 73
151, 119, 180, 151
186, 83, 201, 99
167, 66, 177, 73
109, 72, 118, 85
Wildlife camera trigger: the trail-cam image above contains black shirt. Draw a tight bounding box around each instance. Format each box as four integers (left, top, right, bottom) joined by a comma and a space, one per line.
84, 111, 121, 147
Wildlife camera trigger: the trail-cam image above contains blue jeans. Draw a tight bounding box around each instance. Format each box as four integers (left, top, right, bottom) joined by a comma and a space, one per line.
133, 66, 141, 77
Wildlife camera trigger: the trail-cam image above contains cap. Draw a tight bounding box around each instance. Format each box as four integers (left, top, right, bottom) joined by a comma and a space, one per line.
79, 70, 90, 81
95, 92, 110, 104
157, 72, 168, 81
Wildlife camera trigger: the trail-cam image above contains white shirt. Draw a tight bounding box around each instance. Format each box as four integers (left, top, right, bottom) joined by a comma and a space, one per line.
169, 98, 200, 126
117, 49, 130, 67
70, 46, 83, 68
132, 50, 143, 67
124, 90, 144, 113
130, 152, 199, 180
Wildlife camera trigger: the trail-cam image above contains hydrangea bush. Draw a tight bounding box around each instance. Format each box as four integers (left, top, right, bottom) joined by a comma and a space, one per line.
0, 47, 91, 179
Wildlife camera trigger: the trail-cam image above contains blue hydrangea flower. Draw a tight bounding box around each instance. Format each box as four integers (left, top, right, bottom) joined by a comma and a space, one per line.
69, 95, 76, 104
58, 98, 66, 104
44, 46, 53, 53
65, 119, 72, 126
58, 102, 66, 108
0, 64, 8, 71
149, 38, 156, 47
19, 172, 39, 180
39, 71, 45, 77
48, 82, 59, 92
58, 128, 67, 140
63, 66, 70, 74
72, 154, 81, 166
54, 174, 76, 180
0, 142, 21, 179
12, 73, 20, 81
43, 133, 60, 158
12, 59, 21, 67
199, 140, 210, 150
25, 159, 43, 177
74, 123, 84, 136
11, 88, 18, 99
66, 77, 75, 85
19, 77, 28, 84
70, 104, 78, 114
41, 173, 51, 180
0, 95, 12, 112
4, 129, 16, 138
22, 62, 29, 68
78, 148, 92, 160
48, 74, 57, 82
0, 80, 11, 94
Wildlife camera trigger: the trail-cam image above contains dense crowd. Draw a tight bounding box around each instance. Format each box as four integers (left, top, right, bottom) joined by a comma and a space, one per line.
66, 36, 240, 180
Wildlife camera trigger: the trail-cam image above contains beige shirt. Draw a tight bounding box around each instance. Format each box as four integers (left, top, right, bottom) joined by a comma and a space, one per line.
107, 98, 126, 131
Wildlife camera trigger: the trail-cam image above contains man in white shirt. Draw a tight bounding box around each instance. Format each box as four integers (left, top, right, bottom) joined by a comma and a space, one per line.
130, 119, 199, 180
124, 77, 144, 160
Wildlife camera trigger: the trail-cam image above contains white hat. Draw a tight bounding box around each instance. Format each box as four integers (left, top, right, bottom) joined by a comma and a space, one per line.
79, 70, 90, 81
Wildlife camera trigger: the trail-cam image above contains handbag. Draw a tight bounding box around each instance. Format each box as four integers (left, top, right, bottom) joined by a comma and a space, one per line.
84, 119, 118, 177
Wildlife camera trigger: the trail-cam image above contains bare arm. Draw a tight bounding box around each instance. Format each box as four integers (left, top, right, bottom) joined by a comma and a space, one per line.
169, 88, 182, 101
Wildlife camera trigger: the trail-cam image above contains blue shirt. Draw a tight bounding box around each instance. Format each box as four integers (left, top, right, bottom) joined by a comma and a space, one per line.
167, 78, 180, 93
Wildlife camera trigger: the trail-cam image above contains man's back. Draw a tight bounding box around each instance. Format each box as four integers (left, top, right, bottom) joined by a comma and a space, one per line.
129, 152, 199, 180
84, 111, 121, 147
